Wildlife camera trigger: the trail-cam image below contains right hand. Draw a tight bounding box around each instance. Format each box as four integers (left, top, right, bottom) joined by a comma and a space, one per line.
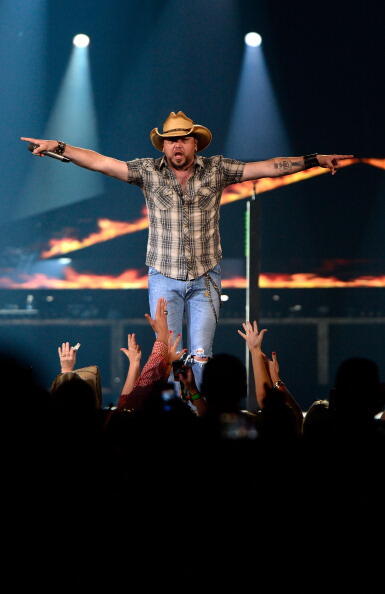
144, 297, 169, 343
58, 341, 78, 373
20, 137, 57, 156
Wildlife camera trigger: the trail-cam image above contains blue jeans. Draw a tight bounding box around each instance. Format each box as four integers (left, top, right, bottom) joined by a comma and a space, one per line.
148, 264, 221, 389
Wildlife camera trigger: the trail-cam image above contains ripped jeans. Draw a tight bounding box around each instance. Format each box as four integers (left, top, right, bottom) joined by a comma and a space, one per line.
148, 264, 221, 389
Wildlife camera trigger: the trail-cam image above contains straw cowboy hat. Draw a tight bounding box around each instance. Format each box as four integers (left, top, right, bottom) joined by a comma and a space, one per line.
150, 111, 212, 152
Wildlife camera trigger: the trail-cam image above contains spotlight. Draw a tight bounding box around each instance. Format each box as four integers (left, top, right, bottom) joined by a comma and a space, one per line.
244, 32, 262, 47
73, 34, 90, 48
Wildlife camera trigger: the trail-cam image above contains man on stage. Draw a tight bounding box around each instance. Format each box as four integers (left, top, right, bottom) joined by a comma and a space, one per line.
21, 111, 352, 386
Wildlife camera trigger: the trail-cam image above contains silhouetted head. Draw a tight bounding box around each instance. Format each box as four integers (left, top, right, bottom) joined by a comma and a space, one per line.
0, 351, 49, 411
0, 350, 52, 448
52, 376, 97, 415
330, 358, 383, 418
201, 353, 247, 413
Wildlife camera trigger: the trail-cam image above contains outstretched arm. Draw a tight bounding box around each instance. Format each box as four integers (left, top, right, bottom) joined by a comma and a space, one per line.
20, 137, 129, 181
117, 298, 170, 409
144, 297, 169, 346
176, 365, 207, 416
241, 154, 354, 181
120, 333, 142, 396
267, 351, 303, 434
237, 321, 271, 408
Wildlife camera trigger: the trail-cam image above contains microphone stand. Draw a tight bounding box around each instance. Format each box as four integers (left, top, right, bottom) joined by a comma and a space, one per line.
245, 182, 261, 411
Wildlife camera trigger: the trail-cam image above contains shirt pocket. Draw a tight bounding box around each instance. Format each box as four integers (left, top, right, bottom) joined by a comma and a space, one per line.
197, 186, 219, 210
151, 186, 177, 210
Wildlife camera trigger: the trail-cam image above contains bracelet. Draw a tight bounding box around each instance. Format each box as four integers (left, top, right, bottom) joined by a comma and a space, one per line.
303, 153, 319, 169
181, 390, 202, 402
54, 140, 66, 156
273, 380, 284, 389
190, 392, 202, 401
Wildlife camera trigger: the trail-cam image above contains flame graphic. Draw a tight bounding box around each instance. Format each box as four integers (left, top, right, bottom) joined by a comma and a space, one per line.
1, 268, 385, 289
41, 212, 149, 259
361, 158, 385, 170
0, 267, 148, 289
221, 158, 358, 205
38, 157, 384, 259
221, 277, 247, 289
259, 273, 385, 288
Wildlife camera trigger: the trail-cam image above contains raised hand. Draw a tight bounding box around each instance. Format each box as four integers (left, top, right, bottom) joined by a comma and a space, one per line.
167, 331, 186, 364
267, 351, 280, 383
58, 341, 79, 373
120, 333, 142, 364
237, 320, 267, 353
144, 297, 169, 344
316, 154, 354, 175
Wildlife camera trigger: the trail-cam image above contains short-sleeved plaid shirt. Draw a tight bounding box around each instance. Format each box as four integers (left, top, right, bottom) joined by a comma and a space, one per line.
126, 155, 245, 280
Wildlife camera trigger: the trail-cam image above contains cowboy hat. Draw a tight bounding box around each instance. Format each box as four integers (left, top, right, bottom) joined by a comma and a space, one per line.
150, 111, 212, 152
50, 365, 102, 408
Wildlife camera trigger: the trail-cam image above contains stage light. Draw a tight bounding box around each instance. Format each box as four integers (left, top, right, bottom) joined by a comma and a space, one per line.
73, 34, 90, 48
21, 28, 102, 219
225, 30, 290, 161
244, 32, 262, 47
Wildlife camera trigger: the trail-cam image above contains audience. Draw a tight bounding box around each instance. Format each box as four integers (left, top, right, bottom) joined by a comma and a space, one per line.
2, 297, 383, 524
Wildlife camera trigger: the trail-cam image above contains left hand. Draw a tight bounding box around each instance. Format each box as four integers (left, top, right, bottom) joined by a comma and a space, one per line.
120, 333, 142, 364
267, 351, 280, 383
58, 341, 78, 373
316, 154, 354, 175
237, 321, 267, 353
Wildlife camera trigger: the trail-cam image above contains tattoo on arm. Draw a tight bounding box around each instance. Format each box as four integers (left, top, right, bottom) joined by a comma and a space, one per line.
274, 159, 302, 171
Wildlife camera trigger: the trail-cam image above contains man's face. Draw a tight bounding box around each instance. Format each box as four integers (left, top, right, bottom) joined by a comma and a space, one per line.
162, 135, 197, 169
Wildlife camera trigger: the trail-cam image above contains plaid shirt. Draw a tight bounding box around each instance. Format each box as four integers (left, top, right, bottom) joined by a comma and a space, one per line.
126, 155, 245, 280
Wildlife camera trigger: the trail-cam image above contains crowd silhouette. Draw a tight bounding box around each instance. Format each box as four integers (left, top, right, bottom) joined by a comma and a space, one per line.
2, 297, 384, 576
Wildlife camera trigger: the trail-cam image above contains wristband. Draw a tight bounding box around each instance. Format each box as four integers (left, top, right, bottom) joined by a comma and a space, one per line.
303, 153, 319, 169
190, 392, 202, 401
54, 140, 66, 156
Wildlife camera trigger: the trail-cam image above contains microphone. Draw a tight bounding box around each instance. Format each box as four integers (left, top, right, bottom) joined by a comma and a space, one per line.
28, 142, 71, 163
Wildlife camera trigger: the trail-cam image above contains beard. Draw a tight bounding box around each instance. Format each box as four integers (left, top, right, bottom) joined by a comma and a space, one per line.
169, 152, 195, 170
170, 153, 186, 168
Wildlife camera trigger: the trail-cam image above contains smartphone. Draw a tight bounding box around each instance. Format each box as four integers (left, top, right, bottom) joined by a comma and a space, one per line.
160, 384, 178, 412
